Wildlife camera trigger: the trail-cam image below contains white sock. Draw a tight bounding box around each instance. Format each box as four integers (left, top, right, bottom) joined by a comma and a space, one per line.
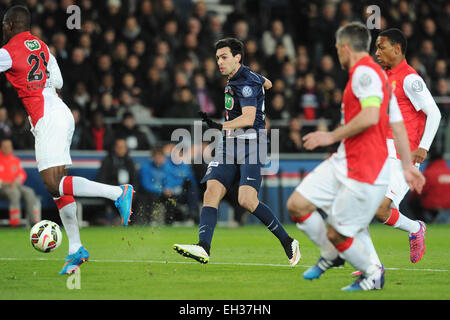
59, 176, 123, 201
358, 227, 382, 266
57, 201, 82, 255
296, 211, 339, 261
337, 236, 374, 277
393, 213, 421, 234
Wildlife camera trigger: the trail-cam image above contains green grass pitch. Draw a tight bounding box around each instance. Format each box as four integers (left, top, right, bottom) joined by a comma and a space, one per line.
1, 223, 449, 300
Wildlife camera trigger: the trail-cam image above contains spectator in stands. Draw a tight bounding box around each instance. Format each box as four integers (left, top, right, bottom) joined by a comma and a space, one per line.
265, 43, 290, 80
295, 73, 321, 120
157, 0, 183, 27
97, 73, 116, 98
78, 32, 94, 65
84, 110, 115, 151
95, 54, 113, 89
208, 14, 224, 44
0, 106, 12, 140
266, 93, 289, 120
51, 32, 69, 63
137, 0, 159, 37
10, 109, 34, 150
98, 27, 117, 54
262, 19, 296, 61
280, 117, 304, 153
143, 66, 171, 118
137, 145, 167, 224
99, 0, 125, 33
164, 143, 199, 224
0, 138, 41, 227
121, 72, 142, 106
115, 111, 150, 151
419, 39, 438, 75
160, 18, 182, 52
421, 18, 447, 59
122, 16, 149, 46
409, 147, 450, 223
166, 86, 199, 118
233, 20, 250, 42
98, 92, 119, 118
316, 54, 347, 89
193, 72, 216, 117
96, 137, 137, 225
63, 47, 94, 95
138, 146, 194, 224
70, 107, 89, 150
400, 21, 420, 58
311, 2, 338, 63
72, 81, 92, 119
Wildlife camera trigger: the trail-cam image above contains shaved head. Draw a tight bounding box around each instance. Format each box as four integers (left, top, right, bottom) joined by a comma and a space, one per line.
2, 5, 31, 43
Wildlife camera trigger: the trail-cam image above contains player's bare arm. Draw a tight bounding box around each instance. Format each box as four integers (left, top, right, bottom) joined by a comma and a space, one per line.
303, 106, 379, 150
222, 106, 256, 130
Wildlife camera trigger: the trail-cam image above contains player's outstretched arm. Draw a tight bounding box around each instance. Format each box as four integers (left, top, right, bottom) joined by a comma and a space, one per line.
303, 106, 379, 150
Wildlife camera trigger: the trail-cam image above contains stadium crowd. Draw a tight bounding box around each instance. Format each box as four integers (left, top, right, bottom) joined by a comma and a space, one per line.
0, 0, 449, 225
0, 0, 448, 153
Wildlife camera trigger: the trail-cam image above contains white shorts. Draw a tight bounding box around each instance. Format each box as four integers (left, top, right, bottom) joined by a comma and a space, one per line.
295, 159, 387, 237
31, 97, 74, 172
385, 158, 420, 209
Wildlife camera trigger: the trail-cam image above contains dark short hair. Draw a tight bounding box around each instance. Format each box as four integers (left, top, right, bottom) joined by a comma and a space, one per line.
4, 5, 31, 29
336, 22, 371, 52
215, 38, 244, 63
379, 28, 407, 55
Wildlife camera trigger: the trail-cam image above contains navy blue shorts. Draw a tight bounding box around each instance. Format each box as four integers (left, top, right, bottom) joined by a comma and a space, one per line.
200, 137, 267, 192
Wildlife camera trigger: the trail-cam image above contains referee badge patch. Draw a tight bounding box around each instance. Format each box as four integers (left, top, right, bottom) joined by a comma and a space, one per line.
242, 86, 253, 97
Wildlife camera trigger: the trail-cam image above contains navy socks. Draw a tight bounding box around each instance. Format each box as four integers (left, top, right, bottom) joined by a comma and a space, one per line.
252, 202, 290, 244
197, 202, 290, 255
198, 206, 218, 254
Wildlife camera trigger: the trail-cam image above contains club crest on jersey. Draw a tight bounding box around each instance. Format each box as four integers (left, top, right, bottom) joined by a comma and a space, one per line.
224, 92, 234, 110
391, 80, 396, 91
24, 40, 41, 51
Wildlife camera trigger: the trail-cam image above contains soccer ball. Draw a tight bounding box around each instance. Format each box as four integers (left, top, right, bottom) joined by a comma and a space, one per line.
30, 220, 62, 253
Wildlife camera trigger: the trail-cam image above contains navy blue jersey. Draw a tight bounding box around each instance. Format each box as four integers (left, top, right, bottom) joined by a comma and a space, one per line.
224, 65, 266, 135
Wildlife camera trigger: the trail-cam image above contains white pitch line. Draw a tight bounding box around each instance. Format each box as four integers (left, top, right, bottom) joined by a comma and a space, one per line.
0, 257, 448, 272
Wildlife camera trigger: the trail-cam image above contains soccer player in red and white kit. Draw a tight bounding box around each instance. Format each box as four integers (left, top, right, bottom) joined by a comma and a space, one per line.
0, 6, 135, 274
286, 22, 425, 291
372, 28, 441, 264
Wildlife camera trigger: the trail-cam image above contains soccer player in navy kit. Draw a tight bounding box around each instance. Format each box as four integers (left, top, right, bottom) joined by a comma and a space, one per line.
174, 38, 301, 266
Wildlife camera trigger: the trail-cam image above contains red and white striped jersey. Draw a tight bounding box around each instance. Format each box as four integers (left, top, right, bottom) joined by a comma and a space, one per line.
330, 56, 390, 185
386, 59, 432, 158
0, 31, 63, 127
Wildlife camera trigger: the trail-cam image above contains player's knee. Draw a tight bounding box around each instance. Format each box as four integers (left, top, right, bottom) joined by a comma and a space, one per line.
238, 194, 258, 212
326, 228, 342, 246
203, 186, 222, 206
42, 177, 60, 198
286, 193, 309, 217
375, 202, 391, 222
